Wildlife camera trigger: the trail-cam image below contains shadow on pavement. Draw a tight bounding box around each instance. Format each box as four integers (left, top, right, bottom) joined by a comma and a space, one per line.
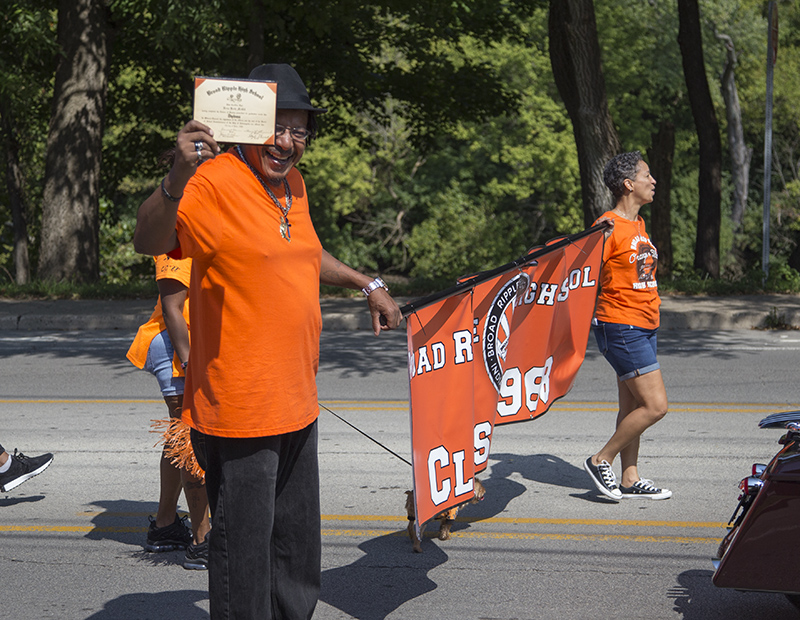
490, 452, 587, 490
83, 499, 196, 568
83, 498, 160, 542
439, 471, 527, 536
489, 451, 622, 504
84, 590, 208, 619
669, 569, 799, 619
0, 494, 46, 507
320, 531, 447, 620
318, 331, 408, 378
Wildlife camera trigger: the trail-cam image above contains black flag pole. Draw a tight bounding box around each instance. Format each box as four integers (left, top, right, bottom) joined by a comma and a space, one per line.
396, 222, 610, 319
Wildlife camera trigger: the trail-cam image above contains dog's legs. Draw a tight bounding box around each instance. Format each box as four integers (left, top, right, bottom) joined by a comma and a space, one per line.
408, 521, 424, 553
405, 490, 424, 553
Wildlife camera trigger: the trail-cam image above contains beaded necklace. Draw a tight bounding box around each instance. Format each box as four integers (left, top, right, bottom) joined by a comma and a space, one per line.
235, 145, 293, 242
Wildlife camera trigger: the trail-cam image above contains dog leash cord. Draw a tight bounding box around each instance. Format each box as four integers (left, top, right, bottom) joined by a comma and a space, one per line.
319, 403, 412, 467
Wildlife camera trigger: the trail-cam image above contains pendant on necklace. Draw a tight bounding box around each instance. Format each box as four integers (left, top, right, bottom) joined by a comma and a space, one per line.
280, 216, 291, 242
234, 145, 293, 243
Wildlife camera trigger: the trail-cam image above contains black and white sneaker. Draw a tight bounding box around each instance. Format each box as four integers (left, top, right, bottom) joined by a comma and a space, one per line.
145, 514, 192, 552
584, 457, 622, 500
619, 479, 672, 500
0, 450, 54, 492
183, 534, 209, 570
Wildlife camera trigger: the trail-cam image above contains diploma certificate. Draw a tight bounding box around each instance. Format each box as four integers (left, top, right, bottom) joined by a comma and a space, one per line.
193, 77, 277, 144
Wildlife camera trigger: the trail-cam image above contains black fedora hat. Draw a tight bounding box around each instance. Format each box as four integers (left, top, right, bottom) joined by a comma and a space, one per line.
248, 63, 327, 114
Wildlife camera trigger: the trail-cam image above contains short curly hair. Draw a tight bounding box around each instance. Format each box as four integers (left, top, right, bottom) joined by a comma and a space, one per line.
603, 151, 643, 199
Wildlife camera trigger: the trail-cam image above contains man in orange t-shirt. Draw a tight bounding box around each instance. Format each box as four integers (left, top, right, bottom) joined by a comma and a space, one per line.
133, 63, 402, 619
583, 151, 672, 504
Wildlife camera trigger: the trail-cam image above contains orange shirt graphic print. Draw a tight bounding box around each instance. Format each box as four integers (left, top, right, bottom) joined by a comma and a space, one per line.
635, 239, 657, 284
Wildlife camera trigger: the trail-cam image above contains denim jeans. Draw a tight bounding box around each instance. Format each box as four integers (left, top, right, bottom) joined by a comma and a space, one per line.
143, 329, 184, 397
194, 420, 321, 619
593, 320, 660, 381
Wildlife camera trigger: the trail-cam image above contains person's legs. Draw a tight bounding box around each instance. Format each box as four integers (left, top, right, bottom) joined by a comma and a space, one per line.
163, 394, 210, 546
201, 421, 321, 620
616, 380, 641, 485
155, 399, 183, 528
587, 322, 667, 498
145, 332, 185, 529
204, 433, 276, 619
593, 370, 668, 485
271, 421, 320, 619
144, 331, 194, 551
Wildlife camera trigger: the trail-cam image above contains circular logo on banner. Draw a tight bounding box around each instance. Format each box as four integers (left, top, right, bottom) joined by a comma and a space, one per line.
482, 273, 529, 390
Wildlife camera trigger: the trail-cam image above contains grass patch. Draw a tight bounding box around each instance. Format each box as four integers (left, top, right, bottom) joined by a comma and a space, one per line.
762, 307, 800, 330
659, 265, 800, 296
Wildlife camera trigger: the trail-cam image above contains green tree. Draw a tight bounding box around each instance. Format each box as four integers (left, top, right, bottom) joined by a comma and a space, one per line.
548, 0, 620, 227
679, 0, 724, 278
0, 0, 56, 284
595, 0, 690, 278
306, 7, 581, 281
38, 0, 112, 282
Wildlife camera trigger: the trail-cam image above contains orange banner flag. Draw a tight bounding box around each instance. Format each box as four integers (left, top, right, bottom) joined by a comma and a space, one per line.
405, 225, 605, 532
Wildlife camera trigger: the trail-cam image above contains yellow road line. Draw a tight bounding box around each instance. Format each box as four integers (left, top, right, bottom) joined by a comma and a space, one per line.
73, 511, 725, 529
322, 529, 720, 544
0, 525, 721, 544
322, 514, 726, 528
2, 525, 143, 533
4, 514, 726, 535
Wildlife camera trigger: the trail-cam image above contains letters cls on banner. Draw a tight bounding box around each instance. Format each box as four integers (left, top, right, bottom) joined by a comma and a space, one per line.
407, 292, 477, 535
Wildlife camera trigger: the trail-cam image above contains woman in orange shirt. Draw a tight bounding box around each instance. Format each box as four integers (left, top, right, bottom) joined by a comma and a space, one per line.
127, 255, 211, 568
583, 151, 671, 502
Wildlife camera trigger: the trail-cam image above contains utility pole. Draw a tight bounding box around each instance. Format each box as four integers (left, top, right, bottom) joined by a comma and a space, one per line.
763, 1, 778, 285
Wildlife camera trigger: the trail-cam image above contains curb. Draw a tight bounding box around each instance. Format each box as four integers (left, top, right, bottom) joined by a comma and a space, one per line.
0, 295, 799, 332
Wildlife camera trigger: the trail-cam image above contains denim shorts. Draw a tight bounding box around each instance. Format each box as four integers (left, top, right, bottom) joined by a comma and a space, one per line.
143, 330, 185, 397
593, 320, 660, 381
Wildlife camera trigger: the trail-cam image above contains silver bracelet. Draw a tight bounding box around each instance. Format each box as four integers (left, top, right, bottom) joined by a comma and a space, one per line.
160, 178, 182, 202
361, 277, 389, 297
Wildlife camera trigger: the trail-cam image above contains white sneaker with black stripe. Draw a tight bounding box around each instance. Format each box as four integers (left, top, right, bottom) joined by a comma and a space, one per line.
619, 478, 672, 500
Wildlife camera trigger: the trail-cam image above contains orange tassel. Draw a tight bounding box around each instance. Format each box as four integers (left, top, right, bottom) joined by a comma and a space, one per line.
150, 418, 205, 482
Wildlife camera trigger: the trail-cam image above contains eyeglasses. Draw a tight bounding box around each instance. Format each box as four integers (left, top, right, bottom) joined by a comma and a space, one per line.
275, 124, 311, 142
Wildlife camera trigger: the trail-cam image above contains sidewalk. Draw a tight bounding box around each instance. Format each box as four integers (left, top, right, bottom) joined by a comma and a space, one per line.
0, 294, 799, 331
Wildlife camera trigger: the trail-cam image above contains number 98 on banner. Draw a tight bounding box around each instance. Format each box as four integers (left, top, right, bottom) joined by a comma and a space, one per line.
497, 356, 554, 417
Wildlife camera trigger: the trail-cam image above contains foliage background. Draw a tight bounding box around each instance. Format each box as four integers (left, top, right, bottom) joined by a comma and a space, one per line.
1, 0, 798, 295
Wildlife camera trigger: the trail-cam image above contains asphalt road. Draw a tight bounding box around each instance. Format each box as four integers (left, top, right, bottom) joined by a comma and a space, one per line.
2, 328, 800, 619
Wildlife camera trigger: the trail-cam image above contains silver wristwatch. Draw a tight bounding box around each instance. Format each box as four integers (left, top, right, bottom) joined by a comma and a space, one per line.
361, 277, 389, 297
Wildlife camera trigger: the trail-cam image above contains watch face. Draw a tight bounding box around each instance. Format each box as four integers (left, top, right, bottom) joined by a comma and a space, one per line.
362, 278, 387, 296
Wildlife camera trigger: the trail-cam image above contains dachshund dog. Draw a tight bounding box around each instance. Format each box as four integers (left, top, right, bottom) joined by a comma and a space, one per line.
405, 478, 486, 553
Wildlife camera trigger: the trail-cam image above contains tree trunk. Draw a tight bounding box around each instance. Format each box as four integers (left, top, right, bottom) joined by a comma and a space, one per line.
247, 0, 265, 72
715, 31, 752, 230
38, 0, 111, 282
677, 0, 722, 278
647, 121, 675, 279
548, 0, 621, 227
0, 99, 31, 285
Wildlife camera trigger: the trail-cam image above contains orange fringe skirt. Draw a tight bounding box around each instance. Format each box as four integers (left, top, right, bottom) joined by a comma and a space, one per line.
151, 418, 205, 482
